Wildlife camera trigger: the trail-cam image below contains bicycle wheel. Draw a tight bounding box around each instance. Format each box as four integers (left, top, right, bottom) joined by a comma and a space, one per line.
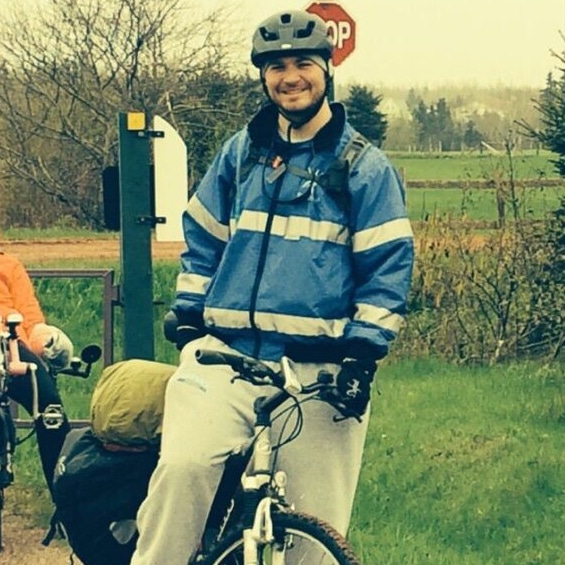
197, 510, 361, 565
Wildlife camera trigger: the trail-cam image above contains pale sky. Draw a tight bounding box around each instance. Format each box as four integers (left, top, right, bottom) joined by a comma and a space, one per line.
213, 0, 565, 88
2, 0, 563, 88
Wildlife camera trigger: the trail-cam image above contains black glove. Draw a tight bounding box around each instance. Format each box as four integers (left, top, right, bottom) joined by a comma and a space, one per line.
336, 358, 377, 417
163, 310, 205, 351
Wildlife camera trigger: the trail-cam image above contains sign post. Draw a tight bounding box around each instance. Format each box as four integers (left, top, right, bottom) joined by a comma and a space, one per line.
117, 112, 156, 361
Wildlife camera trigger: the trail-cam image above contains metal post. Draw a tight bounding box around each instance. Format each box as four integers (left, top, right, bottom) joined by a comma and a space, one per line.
117, 112, 155, 360
29, 268, 116, 367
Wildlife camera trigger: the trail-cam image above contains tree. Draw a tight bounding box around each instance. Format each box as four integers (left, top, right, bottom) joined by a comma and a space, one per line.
462, 120, 484, 151
520, 50, 565, 177
0, 0, 255, 229
411, 99, 431, 151
343, 84, 388, 147
411, 97, 461, 152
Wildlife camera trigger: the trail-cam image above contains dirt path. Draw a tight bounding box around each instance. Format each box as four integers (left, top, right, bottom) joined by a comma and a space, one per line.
2, 231, 490, 265
1, 514, 82, 565
2, 238, 185, 263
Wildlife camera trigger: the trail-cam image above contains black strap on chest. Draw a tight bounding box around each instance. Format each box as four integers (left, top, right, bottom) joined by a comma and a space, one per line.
237, 132, 370, 214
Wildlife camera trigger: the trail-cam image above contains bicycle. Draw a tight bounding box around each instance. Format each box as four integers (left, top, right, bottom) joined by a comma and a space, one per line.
0, 313, 101, 550
191, 347, 364, 565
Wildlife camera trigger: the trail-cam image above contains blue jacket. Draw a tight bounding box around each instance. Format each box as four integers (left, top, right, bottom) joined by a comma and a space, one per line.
173, 103, 414, 362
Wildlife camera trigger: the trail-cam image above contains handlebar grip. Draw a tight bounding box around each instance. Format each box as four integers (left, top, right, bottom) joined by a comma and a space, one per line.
195, 349, 245, 367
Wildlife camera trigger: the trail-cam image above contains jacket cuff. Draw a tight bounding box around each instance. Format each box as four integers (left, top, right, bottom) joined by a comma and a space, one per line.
172, 308, 205, 331
345, 339, 388, 362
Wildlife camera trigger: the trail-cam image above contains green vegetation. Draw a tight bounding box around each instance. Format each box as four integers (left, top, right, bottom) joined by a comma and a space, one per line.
389, 151, 560, 182
10, 349, 565, 564
407, 186, 565, 222
1, 227, 118, 240
0, 152, 559, 233
350, 357, 565, 564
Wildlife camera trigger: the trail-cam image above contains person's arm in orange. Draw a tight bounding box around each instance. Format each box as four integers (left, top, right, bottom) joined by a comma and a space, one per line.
0, 251, 73, 369
0, 251, 45, 345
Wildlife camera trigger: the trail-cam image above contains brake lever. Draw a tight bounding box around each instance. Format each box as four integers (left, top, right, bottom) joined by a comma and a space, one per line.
318, 386, 363, 423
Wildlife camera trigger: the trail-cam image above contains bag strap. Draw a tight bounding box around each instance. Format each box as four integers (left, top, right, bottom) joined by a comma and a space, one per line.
340, 131, 371, 170
234, 131, 371, 214
42, 509, 66, 546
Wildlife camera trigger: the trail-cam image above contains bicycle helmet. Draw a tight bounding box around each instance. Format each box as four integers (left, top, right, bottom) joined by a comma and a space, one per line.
251, 10, 334, 68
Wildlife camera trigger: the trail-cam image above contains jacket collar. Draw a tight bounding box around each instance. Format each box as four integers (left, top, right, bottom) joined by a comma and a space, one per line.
248, 102, 346, 151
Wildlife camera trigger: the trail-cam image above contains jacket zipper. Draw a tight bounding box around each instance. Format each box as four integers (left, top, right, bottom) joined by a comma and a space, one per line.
248, 171, 284, 359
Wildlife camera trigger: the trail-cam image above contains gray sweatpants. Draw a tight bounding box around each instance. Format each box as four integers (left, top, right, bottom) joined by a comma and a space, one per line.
130, 335, 369, 565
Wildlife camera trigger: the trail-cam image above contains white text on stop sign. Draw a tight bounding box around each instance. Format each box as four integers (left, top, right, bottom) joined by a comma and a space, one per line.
325, 20, 352, 49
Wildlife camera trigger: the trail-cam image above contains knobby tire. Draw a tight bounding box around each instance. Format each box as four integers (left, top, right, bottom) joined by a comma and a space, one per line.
197, 509, 362, 565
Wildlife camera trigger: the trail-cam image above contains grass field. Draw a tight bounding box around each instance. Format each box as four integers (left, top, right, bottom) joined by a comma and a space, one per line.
351, 357, 565, 564
407, 185, 565, 222
389, 150, 560, 182
0, 151, 562, 233
10, 354, 565, 564
6, 265, 565, 564
387, 150, 565, 223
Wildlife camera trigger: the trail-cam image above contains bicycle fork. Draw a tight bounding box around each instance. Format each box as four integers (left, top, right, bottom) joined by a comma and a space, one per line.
241, 432, 290, 564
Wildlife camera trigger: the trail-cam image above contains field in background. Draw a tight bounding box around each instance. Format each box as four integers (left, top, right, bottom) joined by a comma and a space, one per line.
4, 151, 565, 561
407, 185, 565, 222
1, 151, 561, 237
389, 150, 559, 182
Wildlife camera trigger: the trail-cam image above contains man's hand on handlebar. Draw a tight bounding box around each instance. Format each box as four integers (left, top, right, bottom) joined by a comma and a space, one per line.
335, 358, 377, 418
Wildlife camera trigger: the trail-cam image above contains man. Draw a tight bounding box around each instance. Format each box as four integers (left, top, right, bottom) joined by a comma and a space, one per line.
0, 249, 73, 492
132, 9, 414, 565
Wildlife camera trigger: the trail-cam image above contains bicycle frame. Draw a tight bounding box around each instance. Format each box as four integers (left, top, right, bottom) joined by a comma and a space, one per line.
0, 314, 101, 551
195, 349, 350, 564
200, 386, 293, 560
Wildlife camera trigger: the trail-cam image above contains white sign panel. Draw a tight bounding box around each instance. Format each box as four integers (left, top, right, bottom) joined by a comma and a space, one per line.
153, 115, 188, 242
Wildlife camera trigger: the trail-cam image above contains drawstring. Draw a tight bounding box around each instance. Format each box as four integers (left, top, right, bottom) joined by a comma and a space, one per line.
286, 122, 292, 143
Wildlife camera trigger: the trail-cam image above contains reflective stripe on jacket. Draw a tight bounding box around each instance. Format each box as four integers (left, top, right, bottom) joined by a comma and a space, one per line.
173, 103, 414, 362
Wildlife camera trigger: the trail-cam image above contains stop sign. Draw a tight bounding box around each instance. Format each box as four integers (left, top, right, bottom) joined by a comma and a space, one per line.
305, 2, 356, 67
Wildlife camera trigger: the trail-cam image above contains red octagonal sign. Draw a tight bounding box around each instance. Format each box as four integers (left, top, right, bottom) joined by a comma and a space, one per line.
306, 2, 356, 67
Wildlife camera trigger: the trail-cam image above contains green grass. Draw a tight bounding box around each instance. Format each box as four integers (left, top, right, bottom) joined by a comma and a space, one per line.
9, 346, 565, 564
2, 227, 118, 240
349, 358, 565, 564
389, 151, 560, 182
407, 185, 565, 222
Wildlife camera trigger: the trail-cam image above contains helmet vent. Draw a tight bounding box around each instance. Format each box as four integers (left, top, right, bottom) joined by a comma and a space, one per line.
260, 28, 278, 42
296, 21, 315, 39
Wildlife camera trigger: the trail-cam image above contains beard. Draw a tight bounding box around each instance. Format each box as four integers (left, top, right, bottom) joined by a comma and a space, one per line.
277, 91, 326, 128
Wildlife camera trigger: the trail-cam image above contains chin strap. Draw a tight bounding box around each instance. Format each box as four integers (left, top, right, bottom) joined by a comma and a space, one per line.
277, 94, 326, 130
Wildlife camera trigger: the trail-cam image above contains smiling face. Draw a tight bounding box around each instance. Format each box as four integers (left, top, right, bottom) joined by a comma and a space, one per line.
262, 55, 328, 118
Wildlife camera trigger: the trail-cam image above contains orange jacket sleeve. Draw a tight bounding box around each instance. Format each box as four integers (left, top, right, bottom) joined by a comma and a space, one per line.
0, 251, 46, 346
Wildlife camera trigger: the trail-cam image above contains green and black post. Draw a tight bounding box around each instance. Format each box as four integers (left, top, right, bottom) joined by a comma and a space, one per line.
117, 112, 157, 360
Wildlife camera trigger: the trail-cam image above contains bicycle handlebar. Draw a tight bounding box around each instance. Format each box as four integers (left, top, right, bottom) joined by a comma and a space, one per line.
195, 349, 250, 369
0, 314, 101, 380
195, 349, 362, 421
56, 344, 102, 379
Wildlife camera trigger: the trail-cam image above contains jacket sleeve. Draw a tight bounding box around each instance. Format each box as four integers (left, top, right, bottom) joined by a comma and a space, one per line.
0, 253, 45, 344
172, 138, 238, 329
343, 149, 415, 361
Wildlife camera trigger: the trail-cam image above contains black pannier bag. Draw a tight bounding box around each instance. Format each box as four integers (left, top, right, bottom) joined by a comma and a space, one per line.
45, 427, 158, 565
